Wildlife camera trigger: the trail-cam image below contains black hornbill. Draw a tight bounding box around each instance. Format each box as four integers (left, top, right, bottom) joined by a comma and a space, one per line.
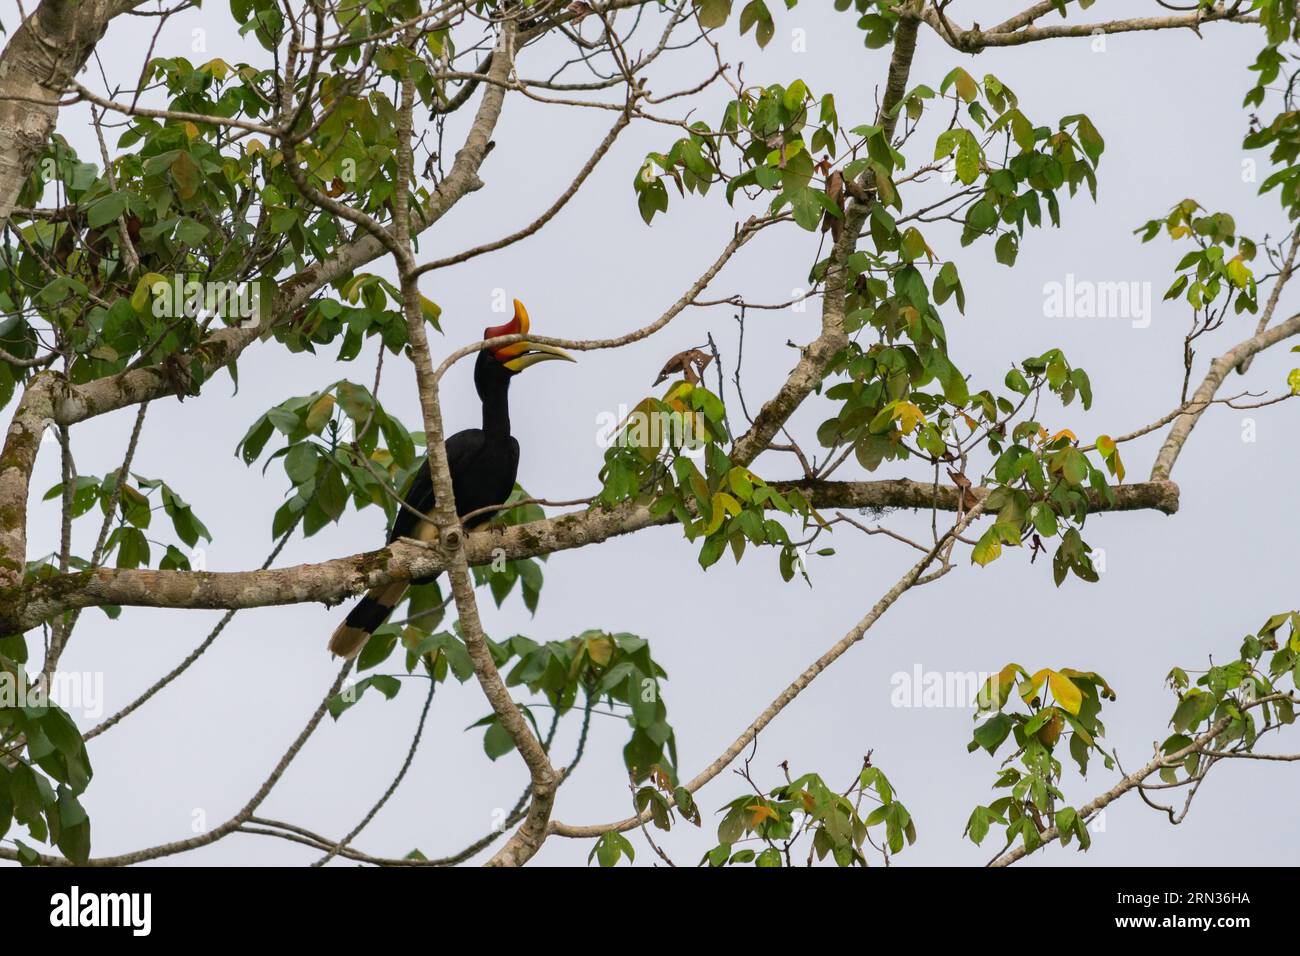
328, 300, 575, 659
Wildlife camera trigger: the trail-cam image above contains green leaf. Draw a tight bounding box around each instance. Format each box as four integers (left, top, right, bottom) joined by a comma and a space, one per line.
483, 719, 515, 760
174, 218, 209, 245
973, 713, 1012, 754
739, 0, 774, 47
1030, 503, 1058, 537
964, 807, 991, 845
85, 192, 128, 229
55, 789, 91, 863
995, 232, 1018, 267
696, 0, 732, 30
284, 443, 318, 483
955, 130, 980, 184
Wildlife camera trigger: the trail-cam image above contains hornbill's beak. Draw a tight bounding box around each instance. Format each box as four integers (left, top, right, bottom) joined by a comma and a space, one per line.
503, 342, 576, 372
486, 299, 577, 371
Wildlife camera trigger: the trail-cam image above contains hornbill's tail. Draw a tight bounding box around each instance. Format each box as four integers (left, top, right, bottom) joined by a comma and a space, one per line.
328, 581, 409, 659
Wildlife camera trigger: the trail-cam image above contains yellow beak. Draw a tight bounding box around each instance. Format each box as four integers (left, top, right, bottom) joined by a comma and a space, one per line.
503, 342, 577, 372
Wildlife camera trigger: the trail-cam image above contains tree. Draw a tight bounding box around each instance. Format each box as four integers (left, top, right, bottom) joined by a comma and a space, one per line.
0, 0, 1297, 867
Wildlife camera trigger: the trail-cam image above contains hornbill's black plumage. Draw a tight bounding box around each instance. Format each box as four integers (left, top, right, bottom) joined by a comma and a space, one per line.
328, 300, 574, 658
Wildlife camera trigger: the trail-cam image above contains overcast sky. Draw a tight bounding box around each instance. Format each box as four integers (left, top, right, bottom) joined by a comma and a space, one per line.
11, 0, 1299, 867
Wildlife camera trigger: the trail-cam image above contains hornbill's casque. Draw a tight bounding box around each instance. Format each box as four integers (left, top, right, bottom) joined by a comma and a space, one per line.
328, 300, 575, 659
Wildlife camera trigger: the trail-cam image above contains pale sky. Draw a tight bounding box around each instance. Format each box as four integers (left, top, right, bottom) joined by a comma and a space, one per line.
10, 0, 1299, 866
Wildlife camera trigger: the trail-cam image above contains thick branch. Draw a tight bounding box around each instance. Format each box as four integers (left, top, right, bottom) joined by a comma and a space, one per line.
921, 2, 1256, 52
0, 0, 129, 232
1151, 311, 1300, 480
0, 375, 55, 586
728, 4, 921, 466
5, 478, 1179, 629
389, 36, 558, 869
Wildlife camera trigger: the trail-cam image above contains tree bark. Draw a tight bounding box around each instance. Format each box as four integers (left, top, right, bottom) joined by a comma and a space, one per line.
0, 0, 127, 232
2, 478, 1179, 631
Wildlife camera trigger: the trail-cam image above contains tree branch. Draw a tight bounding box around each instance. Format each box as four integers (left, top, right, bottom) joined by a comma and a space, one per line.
921, 1, 1257, 53
0, 0, 128, 232
729, 2, 921, 467
1151, 311, 1300, 480
4, 478, 1179, 633
988, 693, 1296, 867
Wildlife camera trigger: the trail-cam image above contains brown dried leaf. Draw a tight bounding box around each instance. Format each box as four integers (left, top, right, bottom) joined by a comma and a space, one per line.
653, 347, 713, 386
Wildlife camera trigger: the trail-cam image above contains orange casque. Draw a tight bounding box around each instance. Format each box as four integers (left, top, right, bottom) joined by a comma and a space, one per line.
484, 299, 531, 361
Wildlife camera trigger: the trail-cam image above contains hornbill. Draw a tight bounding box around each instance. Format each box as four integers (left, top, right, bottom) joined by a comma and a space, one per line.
328, 300, 575, 658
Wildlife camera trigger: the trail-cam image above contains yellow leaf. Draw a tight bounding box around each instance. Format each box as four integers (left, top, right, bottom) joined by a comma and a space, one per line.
977, 663, 1025, 710
341, 274, 368, 303
585, 634, 613, 666
1047, 670, 1083, 715
702, 503, 725, 537
1226, 255, 1251, 289
120, 484, 149, 509
952, 68, 978, 103
200, 57, 231, 80
713, 491, 741, 518
971, 528, 1002, 567
746, 804, 779, 827
305, 394, 335, 435
665, 381, 694, 404
893, 401, 925, 435
419, 295, 441, 329
1020, 668, 1050, 704
131, 272, 169, 313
